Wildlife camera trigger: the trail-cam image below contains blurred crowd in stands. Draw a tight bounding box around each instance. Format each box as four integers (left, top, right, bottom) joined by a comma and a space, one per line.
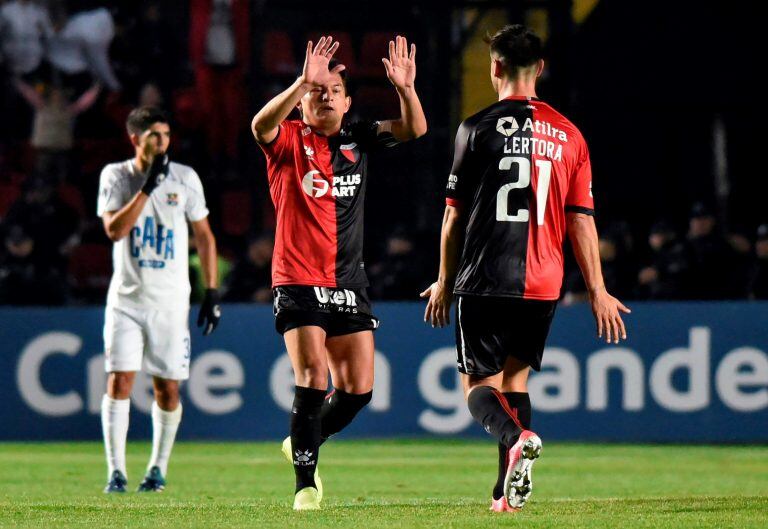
1, 0, 767, 306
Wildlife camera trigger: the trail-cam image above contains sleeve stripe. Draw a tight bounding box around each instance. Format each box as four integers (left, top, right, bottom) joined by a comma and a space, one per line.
565, 205, 595, 216
446, 198, 463, 208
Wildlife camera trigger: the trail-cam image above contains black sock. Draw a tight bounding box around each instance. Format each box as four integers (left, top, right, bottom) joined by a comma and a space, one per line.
320, 389, 372, 443
492, 392, 532, 500
290, 386, 326, 493
467, 386, 524, 447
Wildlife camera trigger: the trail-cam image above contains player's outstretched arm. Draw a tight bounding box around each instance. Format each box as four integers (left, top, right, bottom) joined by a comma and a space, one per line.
421, 205, 463, 327
381, 35, 427, 141
567, 212, 631, 343
251, 36, 344, 144
192, 218, 222, 335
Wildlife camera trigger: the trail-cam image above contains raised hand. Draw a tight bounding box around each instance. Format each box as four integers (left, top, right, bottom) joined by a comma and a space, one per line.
301, 36, 345, 87
141, 152, 169, 196
382, 35, 416, 91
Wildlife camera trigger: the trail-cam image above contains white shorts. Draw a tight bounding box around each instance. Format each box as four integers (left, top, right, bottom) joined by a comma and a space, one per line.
103, 305, 191, 380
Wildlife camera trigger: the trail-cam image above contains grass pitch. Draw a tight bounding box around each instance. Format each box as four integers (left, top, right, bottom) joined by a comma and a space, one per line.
1, 440, 766, 528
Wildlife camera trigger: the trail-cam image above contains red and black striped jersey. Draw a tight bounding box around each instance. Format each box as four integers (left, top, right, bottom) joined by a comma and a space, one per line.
260, 119, 396, 288
446, 96, 594, 300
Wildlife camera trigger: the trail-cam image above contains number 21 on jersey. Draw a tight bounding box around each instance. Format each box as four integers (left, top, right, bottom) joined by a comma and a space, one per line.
496, 156, 552, 226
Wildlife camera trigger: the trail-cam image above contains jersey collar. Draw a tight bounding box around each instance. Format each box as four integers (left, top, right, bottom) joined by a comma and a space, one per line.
503, 95, 541, 102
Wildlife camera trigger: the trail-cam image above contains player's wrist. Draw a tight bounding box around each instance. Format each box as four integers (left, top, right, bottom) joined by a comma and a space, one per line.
296, 76, 314, 92
394, 85, 415, 98
204, 288, 220, 302
587, 284, 606, 296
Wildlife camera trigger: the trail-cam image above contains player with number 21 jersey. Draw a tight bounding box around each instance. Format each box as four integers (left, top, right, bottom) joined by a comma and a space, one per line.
446, 95, 593, 300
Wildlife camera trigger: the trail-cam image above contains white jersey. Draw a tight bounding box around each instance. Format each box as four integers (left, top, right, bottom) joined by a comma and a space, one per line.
97, 159, 209, 311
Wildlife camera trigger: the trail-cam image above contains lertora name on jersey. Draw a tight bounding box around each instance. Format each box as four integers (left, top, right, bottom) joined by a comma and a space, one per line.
504, 136, 564, 161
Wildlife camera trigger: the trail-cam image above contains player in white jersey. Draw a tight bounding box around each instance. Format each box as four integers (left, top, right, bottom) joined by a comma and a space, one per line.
97, 107, 222, 493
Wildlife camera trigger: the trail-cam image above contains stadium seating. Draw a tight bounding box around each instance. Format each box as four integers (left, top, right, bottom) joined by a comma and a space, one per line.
354, 85, 401, 119
58, 183, 86, 219
220, 190, 252, 237
0, 182, 21, 220
67, 243, 112, 302
263, 30, 297, 76
358, 31, 392, 77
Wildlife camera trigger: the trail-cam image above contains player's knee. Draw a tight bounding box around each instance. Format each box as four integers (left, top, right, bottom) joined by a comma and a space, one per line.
153, 379, 180, 410
107, 372, 135, 399
295, 367, 328, 390
340, 389, 372, 409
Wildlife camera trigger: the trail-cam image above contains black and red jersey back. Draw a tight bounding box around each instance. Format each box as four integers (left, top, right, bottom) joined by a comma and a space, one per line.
446, 96, 594, 300
260, 119, 396, 288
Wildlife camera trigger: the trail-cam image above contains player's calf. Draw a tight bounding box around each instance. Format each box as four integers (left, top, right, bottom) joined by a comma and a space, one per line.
320, 389, 372, 443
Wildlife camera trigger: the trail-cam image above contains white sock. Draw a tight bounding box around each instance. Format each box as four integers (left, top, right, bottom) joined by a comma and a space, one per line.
101, 394, 130, 480
147, 401, 182, 477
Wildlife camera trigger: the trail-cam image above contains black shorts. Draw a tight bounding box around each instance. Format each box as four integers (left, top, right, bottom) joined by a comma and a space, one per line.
455, 295, 557, 375
273, 285, 380, 337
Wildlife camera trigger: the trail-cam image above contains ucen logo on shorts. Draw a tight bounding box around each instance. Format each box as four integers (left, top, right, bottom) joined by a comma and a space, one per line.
302, 170, 329, 198
314, 287, 358, 308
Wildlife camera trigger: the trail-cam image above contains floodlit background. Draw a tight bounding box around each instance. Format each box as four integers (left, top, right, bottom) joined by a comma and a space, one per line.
1, 0, 766, 305
1, 2, 767, 527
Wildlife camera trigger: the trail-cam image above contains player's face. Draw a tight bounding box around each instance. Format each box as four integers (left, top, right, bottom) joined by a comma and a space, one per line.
131, 122, 171, 161
299, 73, 351, 131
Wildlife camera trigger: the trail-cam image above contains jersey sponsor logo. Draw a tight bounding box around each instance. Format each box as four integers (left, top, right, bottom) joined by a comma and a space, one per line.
332, 173, 361, 197
301, 170, 329, 197
522, 118, 568, 142
130, 216, 175, 268
497, 116, 569, 143
496, 116, 520, 137
166, 193, 179, 206
301, 170, 361, 198
313, 287, 358, 313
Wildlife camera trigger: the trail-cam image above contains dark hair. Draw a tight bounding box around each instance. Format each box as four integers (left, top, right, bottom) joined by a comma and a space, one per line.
126, 106, 169, 135
485, 24, 543, 77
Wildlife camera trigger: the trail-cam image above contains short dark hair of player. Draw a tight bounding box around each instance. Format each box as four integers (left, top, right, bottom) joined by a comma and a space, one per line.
125, 106, 170, 136
485, 24, 544, 78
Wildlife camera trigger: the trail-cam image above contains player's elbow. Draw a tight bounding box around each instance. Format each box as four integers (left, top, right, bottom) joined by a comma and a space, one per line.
411, 121, 428, 139
105, 228, 125, 242
402, 122, 428, 141
565, 213, 593, 241
251, 114, 275, 143
103, 219, 128, 242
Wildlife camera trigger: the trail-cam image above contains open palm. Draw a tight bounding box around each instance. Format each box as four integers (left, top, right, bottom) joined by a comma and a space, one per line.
383, 35, 416, 90
302, 36, 345, 86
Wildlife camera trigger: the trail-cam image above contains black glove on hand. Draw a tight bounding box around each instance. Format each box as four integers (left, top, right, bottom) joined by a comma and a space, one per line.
141, 154, 169, 196
197, 288, 221, 336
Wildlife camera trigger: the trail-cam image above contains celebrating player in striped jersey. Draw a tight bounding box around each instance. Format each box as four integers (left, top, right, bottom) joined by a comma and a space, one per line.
98, 107, 221, 493
251, 35, 426, 510
422, 25, 630, 512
